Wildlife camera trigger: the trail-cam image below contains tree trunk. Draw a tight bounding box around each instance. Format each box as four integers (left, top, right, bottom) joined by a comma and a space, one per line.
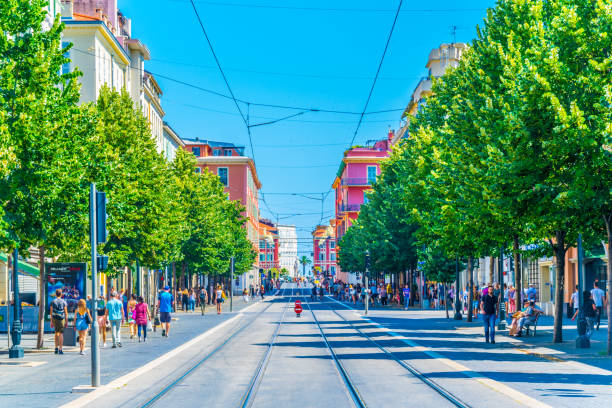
513, 235, 522, 311
489, 257, 495, 284
467, 257, 474, 322
552, 231, 568, 344
127, 265, 132, 298
604, 213, 612, 355
36, 246, 45, 349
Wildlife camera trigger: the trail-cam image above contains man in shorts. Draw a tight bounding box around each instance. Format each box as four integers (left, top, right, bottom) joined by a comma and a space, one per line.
158, 286, 174, 338
50, 289, 68, 355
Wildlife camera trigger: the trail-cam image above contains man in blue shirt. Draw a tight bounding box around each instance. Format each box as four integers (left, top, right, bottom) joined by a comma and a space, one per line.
402, 285, 410, 310
107, 291, 124, 348
526, 285, 537, 302
158, 286, 174, 338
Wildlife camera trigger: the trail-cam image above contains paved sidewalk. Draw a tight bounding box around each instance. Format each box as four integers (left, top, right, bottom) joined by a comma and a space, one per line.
0, 296, 260, 408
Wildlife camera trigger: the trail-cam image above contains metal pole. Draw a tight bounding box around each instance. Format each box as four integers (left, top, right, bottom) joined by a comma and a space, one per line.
9, 248, 24, 358
136, 261, 141, 296
230, 257, 234, 313
90, 183, 100, 387
498, 247, 507, 330
364, 251, 370, 315
576, 233, 590, 348
454, 256, 462, 320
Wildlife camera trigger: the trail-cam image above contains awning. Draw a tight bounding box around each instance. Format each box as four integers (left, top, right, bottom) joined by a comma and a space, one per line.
0, 253, 41, 278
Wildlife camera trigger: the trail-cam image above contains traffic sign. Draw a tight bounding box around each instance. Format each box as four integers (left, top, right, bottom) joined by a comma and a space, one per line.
294, 300, 302, 317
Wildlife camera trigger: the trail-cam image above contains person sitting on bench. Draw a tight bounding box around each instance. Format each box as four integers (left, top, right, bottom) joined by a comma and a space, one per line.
516, 301, 539, 337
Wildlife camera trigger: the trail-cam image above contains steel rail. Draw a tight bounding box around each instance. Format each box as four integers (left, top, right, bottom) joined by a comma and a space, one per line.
324, 298, 471, 408
304, 296, 367, 408
139, 299, 276, 408
238, 288, 295, 408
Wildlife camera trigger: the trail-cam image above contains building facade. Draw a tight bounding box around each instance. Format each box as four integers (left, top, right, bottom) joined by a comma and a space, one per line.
259, 219, 279, 275
182, 138, 262, 291
392, 43, 468, 145
277, 225, 298, 277
161, 122, 185, 163
312, 223, 337, 279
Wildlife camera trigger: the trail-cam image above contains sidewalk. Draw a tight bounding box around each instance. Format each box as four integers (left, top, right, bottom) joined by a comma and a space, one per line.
0, 296, 261, 408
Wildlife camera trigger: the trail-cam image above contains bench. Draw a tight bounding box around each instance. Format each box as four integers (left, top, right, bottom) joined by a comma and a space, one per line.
523, 312, 541, 336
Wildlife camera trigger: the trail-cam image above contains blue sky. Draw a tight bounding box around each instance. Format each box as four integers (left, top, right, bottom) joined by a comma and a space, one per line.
119, 0, 496, 259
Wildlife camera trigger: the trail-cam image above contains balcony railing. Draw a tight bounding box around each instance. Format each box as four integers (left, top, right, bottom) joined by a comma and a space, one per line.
340, 178, 374, 186
338, 204, 361, 213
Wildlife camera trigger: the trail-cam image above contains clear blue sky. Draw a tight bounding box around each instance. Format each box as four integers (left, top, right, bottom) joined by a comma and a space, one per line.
119, 0, 496, 259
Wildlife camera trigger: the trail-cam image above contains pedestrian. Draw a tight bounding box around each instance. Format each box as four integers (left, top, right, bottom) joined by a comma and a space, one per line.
318, 285, 324, 300
572, 290, 597, 338
135, 296, 151, 342
96, 295, 107, 348
480, 284, 498, 344
380, 286, 388, 306
591, 281, 606, 330
182, 288, 189, 312
570, 285, 579, 316
127, 294, 137, 339
260, 284, 265, 300
526, 284, 537, 302
403, 284, 410, 310
107, 291, 124, 348
74, 299, 92, 355
242, 288, 249, 303
189, 289, 196, 312
508, 285, 516, 314
249, 284, 254, 298
50, 289, 68, 355
215, 285, 224, 314
199, 287, 208, 314
158, 286, 174, 338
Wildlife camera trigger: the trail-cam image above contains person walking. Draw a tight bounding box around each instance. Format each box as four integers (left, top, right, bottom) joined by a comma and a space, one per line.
572, 290, 598, 338
96, 295, 107, 348
591, 281, 606, 330
215, 285, 224, 314
480, 284, 498, 344
380, 286, 388, 306
158, 286, 174, 338
260, 284, 265, 300
199, 287, 208, 314
570, 285, 579, 317
127, 294, 137, 339
74, 299, 92, 355
107, 291, 124, 348
189, 289, 196, 312
508, 285, 516, 314
135, 296, 151, 342
403, 284, 410, 310
50, 289, 68, 355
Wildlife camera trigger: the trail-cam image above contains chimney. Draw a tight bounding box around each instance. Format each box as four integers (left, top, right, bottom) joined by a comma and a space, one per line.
61, 0, 74, 18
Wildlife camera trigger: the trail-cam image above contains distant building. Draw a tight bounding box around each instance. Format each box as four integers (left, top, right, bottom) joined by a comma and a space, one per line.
312, 223, 337, 280
161, 122, 185, 162
392, 43, 468, 145
44, 0, 63, 29
259, 219, 279, 276
277, 225, 298, 277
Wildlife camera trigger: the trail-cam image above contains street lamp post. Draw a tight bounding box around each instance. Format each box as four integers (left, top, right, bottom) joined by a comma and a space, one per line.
364, 251, 370, 315
576, 234, 590, 348
9, 248, 24, 358
230, 257, 234, 313
498, 246, 507, 330
453, 256, 462, 320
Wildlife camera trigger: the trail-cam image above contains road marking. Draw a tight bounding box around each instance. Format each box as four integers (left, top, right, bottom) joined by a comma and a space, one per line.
327, 296, 553, 408
60, 300, 267, 408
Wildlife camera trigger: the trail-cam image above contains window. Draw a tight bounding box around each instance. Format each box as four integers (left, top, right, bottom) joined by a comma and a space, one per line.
330, 253, 336, 261
367, 166, 377, 184
213, 149, 220, 156
195, 167, 201, 173
330, 241, 335, 249
218, 167, 228, 186
331, 266, 336, 275
61, 42, 70, 76
192, 147, 201, 157
259, 254, 265, 262
224, 149, 232, 156
363, 191, 369, 204
319, 253, 324, 261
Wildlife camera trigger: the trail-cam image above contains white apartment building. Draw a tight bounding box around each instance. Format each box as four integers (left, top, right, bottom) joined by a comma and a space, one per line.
277, 225, 298, 277
162, 122, 185, 163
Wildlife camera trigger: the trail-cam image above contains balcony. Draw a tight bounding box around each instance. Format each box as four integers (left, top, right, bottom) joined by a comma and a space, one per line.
340, 178, 374, 186
338, 204, 361, 213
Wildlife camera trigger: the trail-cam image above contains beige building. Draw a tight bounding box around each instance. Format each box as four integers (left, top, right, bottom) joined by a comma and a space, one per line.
392, 43, 468, 145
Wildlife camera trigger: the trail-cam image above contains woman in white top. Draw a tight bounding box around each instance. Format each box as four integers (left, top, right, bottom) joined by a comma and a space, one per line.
215, 285, 224, 314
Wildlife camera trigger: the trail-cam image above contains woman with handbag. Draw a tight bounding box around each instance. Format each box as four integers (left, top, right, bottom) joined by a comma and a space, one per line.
135, 296, 151, 342
75, 299, 92, 355
127, 294, 137, 339
215, 285, 224, 315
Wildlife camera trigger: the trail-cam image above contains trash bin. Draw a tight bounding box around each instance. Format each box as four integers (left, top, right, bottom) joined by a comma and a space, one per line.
63, 326, 77, 347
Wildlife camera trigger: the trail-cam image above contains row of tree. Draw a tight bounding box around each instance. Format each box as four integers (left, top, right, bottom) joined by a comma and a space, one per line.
0, 1, 256, 345
339, 0, 612, 352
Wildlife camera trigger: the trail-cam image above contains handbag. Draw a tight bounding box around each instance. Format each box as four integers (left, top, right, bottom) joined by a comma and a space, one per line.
85, 311, 92, 326
146, 321, 153, 331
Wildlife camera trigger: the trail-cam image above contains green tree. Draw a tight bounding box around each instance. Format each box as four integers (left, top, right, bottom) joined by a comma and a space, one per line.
299, 255, 311, 276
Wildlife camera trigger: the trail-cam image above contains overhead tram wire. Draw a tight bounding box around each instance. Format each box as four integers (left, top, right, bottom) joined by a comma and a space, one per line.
348, 0, 404, 148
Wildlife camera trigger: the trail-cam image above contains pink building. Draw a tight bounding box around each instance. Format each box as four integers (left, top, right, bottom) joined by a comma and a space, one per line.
312, 222, 337, 279
332, 132, 391, 282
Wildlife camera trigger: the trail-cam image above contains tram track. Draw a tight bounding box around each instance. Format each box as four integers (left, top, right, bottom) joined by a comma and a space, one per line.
318, 296, 471, 408
139, 292, 289, 408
